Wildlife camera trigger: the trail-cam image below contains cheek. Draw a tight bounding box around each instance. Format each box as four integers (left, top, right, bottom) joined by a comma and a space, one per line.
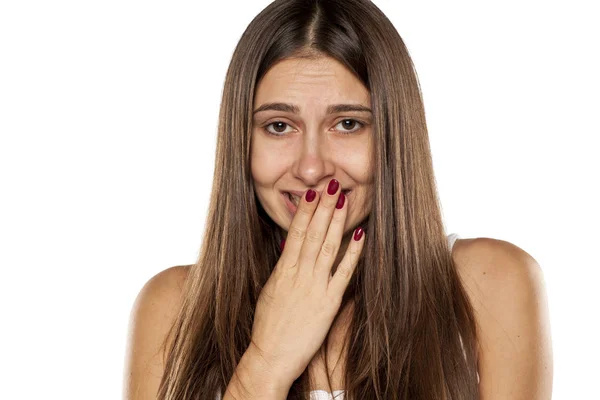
336, 134, 373, 182
342, 152, 373, 183
250, 138, 285, 185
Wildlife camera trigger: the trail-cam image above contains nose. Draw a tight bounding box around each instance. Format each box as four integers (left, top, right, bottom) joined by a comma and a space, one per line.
290, 129, 335, 186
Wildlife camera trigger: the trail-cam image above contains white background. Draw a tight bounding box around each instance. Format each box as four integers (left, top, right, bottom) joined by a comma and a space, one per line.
1, 1, 598, 398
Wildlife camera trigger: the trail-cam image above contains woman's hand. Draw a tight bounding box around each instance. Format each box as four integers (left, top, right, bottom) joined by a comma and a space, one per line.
249, 178, 366, 389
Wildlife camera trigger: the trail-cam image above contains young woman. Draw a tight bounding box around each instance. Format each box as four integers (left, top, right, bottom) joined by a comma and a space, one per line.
124, 1, 553, 399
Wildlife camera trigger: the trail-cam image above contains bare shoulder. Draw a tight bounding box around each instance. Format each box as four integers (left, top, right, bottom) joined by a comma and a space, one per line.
451, 237, 546, 300
123, 265, 192, 400
452, 237, 553, 399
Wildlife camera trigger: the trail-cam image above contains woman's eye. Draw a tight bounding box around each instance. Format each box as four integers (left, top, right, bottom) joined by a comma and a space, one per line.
264, 121, 294, 135
335, 119, 363, 134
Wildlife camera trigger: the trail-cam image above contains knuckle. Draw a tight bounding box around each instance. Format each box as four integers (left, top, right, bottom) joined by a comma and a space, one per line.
288, 226, 305, 241
275, 262, 298, 281
297, 205, 313, 217
335, 263, 352, 279
331, 211, 345, 224
306, 229, 323, 243
320, 239, 338, 257
322, 198, 336, 210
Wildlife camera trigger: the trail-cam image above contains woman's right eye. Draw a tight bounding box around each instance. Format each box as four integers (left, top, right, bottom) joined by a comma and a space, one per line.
264, 121, 294, 136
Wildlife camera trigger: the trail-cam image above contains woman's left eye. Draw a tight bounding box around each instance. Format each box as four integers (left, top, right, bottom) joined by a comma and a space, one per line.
335, 119, 364, 134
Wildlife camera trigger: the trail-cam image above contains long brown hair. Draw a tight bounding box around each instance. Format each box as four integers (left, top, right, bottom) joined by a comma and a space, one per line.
157, 0, 480, 399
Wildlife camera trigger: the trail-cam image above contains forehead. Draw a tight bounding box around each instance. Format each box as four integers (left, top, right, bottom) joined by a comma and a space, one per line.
254, 56, 370, 107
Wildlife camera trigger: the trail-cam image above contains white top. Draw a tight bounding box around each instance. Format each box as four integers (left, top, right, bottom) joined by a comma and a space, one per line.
216, 233, 462, 400
310, 389, 345, 400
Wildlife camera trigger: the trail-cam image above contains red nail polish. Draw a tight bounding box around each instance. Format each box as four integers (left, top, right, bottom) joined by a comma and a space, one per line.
280, 239, 286, 251
335, 192, 345, 209
327, 179, 339, 195
353, 227, 364, 241
306, 189, 316, 202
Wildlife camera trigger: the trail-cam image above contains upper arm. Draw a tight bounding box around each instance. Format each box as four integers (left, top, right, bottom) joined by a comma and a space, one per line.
123, 265, 190, 400
454, 238, 553, 400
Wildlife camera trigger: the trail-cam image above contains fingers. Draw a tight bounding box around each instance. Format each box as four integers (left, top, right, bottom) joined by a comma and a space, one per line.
278, 187, 321, 268
328, 226, 365, 300
312, 186, 349, 282
296, 179, 344, 275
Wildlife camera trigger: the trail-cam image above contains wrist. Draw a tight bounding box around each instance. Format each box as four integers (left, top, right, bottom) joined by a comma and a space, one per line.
225, 344, 292, 399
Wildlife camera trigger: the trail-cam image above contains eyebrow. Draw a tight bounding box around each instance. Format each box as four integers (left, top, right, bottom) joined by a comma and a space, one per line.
252, 102, 372, 115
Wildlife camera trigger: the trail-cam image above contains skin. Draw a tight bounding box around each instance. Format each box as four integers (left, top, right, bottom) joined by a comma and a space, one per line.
250, 55, 374, 271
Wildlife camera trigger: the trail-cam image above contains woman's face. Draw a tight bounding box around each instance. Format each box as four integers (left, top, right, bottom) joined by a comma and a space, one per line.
251, 55, 374, 239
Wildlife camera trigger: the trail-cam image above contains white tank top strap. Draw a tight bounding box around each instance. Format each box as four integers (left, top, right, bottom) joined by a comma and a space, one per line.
310, 389, 346, 400
447, 232, 460, 250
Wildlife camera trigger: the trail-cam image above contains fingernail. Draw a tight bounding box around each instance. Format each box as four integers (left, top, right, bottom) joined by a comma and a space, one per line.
280, 239, 286, 251
353, 227, 364, 241
306, 189, 316, 202
327, 179, 339, 195
335, 192, 345, 209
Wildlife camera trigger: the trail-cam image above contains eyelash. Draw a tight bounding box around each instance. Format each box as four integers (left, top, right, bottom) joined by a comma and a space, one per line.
263, 119, 365, 137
